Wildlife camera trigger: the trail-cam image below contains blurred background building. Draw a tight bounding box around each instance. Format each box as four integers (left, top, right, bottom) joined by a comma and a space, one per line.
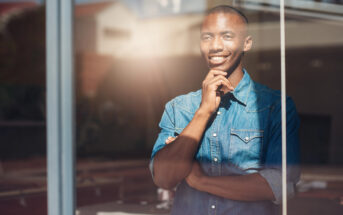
0, 0, 342, 215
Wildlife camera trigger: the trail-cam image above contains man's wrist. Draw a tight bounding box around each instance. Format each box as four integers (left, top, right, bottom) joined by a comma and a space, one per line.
194, 174, 208, 192
195, 108, 212, 120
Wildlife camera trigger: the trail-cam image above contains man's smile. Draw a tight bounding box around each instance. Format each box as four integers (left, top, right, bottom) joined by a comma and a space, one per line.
208, 55, 229, 66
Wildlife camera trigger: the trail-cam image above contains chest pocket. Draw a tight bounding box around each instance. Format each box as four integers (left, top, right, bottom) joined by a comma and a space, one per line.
229, 129, 264, 169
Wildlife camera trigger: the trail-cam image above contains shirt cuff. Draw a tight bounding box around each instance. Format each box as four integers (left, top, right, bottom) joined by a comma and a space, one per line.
259, 168, 295, 205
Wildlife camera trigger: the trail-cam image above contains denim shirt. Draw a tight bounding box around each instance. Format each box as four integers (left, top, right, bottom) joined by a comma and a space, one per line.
150, 70, 300, 215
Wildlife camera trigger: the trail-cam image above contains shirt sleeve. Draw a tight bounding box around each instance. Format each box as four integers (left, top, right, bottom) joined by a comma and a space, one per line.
149, 101, 176, 178
258, 97, 301, 205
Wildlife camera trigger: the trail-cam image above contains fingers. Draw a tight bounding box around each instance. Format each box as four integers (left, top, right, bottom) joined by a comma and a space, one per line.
165, 136, 176, 144
200, 70, 233, 114
203, 70, 227, 82
203, 70, 234, 92
206, 75, 234, 92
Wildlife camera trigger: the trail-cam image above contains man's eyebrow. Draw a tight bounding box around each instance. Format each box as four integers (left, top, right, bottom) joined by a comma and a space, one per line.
200, 31, 236, 36
220, 31, 236, 35
201, 32, 214, 36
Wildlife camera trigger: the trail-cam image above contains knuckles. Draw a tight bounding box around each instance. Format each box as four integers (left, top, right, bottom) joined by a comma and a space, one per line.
202, 80, 208, 88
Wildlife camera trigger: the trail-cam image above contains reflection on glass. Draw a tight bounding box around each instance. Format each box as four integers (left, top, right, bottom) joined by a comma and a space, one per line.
75, 1, 208, 214
239, 0, 343, 215
74, 0, 343, 215
282, 3, 343, 215
74, 1, 210, 214
0, 2, 46, 215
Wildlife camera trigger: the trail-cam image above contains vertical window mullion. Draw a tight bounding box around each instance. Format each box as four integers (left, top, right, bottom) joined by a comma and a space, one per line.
280, 0, 287, 215
46, 0, 75, 215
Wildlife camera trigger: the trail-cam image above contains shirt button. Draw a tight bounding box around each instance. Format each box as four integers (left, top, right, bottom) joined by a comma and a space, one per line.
213, 158, 218, 162
244, 137, 249, 141
213, 133, 217, 137
217, 111, 221, 115
211, 205, 216, 209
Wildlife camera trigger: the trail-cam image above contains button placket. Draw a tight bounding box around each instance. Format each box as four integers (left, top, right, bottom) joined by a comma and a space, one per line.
208, 199, 217, 215
210, 107, 221, 177
209, 108, 221, 215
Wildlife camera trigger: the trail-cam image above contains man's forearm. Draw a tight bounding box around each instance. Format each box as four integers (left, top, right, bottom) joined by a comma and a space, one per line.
153, 109, 211, 189
192, 173, 275, 201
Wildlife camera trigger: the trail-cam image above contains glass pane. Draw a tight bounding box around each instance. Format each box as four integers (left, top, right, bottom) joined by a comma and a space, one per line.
282, 1, 343, 215
237, 1, 343, 214
74, 0, 290, 214
240, 0, 343, 214
0, 2, 47, 215
75, 0, 343, 215
75, 1, 207, 214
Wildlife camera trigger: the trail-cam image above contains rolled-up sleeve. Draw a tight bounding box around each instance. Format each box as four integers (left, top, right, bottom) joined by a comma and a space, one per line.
259, 97, 301, 204
149, 101, 176, 178
259, 167, 300, 204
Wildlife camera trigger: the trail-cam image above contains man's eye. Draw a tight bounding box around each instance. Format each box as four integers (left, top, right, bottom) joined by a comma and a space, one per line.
223, 35, 232, 40
201, 35, 212, 40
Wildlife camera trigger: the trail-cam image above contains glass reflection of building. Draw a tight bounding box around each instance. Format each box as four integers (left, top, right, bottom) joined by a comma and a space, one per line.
0, 0, 342, 215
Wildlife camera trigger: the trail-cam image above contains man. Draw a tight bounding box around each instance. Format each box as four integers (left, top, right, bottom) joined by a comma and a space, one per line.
150, 5, 300, 215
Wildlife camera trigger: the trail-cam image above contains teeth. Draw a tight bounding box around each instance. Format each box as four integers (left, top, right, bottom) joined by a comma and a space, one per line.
211, 56, 225, 61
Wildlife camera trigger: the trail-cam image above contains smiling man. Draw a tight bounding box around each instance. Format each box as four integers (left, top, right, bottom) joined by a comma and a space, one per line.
150, 5, 300, 215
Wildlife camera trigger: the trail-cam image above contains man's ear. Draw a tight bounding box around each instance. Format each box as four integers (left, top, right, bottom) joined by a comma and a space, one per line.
243, 35, 252, 52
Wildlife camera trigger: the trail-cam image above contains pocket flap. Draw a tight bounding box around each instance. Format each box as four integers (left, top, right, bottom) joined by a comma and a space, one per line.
230, 129, 263, 143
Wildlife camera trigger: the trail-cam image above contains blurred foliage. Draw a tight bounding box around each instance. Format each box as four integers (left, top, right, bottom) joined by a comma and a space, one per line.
0, 6, 45, 85
0, 6, 46, 121
0, 84, 45, 121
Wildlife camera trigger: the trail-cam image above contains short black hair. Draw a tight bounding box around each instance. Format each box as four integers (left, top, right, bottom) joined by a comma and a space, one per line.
206, 5, 248, 24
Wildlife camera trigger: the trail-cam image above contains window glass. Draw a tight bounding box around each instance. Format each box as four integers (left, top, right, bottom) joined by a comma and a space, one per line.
283, 1, 343, 215
239, 0, 343, 214
74, 0, 343, 215
75, 1, 207, 213
0, 2, 47, 215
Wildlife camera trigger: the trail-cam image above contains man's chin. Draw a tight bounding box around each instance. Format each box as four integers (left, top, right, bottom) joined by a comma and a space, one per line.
209, 64, 230, 72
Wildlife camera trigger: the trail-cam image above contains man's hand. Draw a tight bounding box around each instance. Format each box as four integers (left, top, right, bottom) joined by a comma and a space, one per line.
185, 161, 205, 190
200, 70, 234, 115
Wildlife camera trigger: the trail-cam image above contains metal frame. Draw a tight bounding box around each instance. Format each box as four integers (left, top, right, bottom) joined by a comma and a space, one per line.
237, 0, 343, 15
46, 0, 75, 215
236, 0, 343, 21
280, 1, 287, 214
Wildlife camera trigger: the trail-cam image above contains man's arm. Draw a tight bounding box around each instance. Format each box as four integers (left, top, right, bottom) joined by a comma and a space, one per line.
185, 97, 300, 203
153, 110, 211, 189
153, 70, 233, 189
185, 162, 275, 201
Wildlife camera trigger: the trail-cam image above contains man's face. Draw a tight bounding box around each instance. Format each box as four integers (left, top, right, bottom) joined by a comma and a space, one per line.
200, 12, 251, 72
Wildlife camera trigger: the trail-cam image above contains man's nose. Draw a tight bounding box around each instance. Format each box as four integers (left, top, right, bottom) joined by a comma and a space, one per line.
210, 36, 224, 52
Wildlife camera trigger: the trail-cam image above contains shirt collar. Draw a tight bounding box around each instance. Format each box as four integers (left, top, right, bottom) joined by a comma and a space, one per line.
231, 68, 252, 106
